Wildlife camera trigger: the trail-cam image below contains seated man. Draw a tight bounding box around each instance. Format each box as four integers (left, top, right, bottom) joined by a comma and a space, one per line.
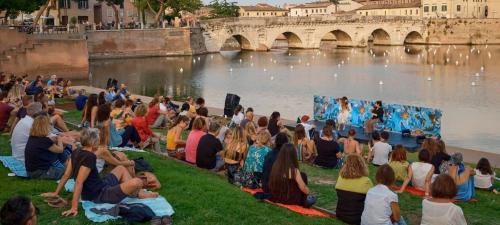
196, 122, 224, 171
364, 100, 384, 134
44, 128, 158, 217
75, 89, 88, 111
0, 196, 38, 225
11, 103, 43, 162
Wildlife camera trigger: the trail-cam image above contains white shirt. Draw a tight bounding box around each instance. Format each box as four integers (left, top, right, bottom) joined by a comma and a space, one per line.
301, 122, 313, 139
159, 103, 167, 112
411, 162, 433, 190
372, 141, 392, 165
11, 116, 34, 162
231, 112, 244, 126
421, 199, 467, 225
361, 184, 398, 225
474, 169, 495, 189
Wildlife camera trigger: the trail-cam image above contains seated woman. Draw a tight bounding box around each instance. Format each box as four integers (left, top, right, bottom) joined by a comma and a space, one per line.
448, 153, 476, 201
224, 127, 249, 185
398, 149, 434, 196
44, 128, 158, 217
421, 174, 467, 225
25, 115, 72, 180
388, 145, 410, 184
293, 124, 316, 163
431, 139, 451, 174
242, 131, 272, 189
262, 132, 289, 193
337, 128, 362, 156
146, 96, 168, 129
245, 121, 257, 146
474, 158, 498, 194
269, 144, 315, 208
131, 104, 160, 152
95, 104, 140, 148
361, 165, 406, 225
110, 99, 133, 130
185, 117, 207, 164
335, 154, 373, 225
81, 94, 98, 128
166, 115, 190, 158
314, 127, 341, 169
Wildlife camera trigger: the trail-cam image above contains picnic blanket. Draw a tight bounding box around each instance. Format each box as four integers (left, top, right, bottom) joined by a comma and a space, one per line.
57, 178, 75, 192
390, 185, 477, 202
109, 147, 146, 153
82, 196, 175, 223
241, 187, 331, 218
0, 156, 27, 177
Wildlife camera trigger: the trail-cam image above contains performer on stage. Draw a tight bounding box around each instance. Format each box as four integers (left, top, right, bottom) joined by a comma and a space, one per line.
337, 96, 351, 131
364, 100, 384, 134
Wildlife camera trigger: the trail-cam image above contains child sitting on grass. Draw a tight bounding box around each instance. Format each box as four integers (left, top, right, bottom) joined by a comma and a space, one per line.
361, 165, 406, 225
474, 158, 498, 194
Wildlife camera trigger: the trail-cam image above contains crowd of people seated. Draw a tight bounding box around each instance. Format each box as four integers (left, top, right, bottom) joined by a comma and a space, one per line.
0, 75, 498, 225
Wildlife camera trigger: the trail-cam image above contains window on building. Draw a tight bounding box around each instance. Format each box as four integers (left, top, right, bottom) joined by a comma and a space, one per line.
257, 12, 259, 16
442, 5, 448, 12
78, 0, 89, 9
247, 13, 249, 16
59, 0, 71, 9
410, 10, 412, 15
432, 6, 437, 12
107, 8, 113, 17
306, 9, 308, 13
77, 16, 88, 24
405, 10, 408, 15
416, 9, 419, 14
457, 5, 461, 11
424, 6, 429, 12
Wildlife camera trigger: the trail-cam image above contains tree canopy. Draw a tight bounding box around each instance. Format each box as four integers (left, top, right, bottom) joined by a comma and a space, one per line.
209, 0, 238, 18
165, 0, 202, 17
0, 0, 46, 14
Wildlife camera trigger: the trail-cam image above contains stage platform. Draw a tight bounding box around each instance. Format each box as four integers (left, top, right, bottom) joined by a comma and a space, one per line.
285, 120, 421, 152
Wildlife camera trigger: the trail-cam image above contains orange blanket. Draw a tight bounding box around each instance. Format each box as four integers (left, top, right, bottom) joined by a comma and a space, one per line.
240, 187, 332, 218
391, 185, 477, 202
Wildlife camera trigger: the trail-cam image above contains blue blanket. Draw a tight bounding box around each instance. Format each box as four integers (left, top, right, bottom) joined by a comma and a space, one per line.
82, 196, 175, 223
0, 156, 27, 177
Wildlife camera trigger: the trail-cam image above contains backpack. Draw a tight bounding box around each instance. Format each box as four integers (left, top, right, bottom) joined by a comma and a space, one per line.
118, 203, 155, 223
134, 157, 153, 172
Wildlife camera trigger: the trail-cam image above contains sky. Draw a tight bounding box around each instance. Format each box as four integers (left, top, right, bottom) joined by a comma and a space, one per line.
202, 0, 314, 6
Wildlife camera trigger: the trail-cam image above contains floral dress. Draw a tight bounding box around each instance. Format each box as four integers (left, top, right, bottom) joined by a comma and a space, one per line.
241, 145, 271, 188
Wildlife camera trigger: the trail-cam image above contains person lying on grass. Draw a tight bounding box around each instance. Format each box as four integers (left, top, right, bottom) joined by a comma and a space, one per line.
43, 128, 158, 217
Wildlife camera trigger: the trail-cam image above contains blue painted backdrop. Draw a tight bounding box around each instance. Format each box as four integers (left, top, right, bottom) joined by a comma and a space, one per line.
313, 95, 442, 136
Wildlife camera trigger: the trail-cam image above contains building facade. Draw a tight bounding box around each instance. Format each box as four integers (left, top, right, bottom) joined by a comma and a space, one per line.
422, 0, 487, 18
289, 2, 336, 16
239, 4, 288, 17
487, 0, 500, 18
356, 1, 422, 17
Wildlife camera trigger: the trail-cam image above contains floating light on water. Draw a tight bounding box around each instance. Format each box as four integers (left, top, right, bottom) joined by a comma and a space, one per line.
210, 55, 214, 59
334, 73, 338, 77
250, 55, 253, 59
471, 82, 477, 86
193, 59, 196, 63
288, 53, 292, 56
455, 61, 459, 65
263, 68, 267, 72
488, 52, 492, 59
459, 53, 462, 58
427, 77, 432, 81
229, 68, 233, 72
306, 62, 310, 66
270, 76, 274, 81
197, 57, 201, 61
290, 65, 294, 70
347, 57, 350, 61
341, 60, 345, 64
379, 81, 384, 85
446, 58, 450, 63
478, 50, 481, 54
386, 59, 389, 63
466, 55, 469, 60
384, 64, 388, 68
475, 73, 480, 77
179, 68, 184, 73
250, 63, 254, 67
298, 59, 302, 63
338, 64, 341, 68
273, 60, 277, 64
239, 59, 242, 63
481, 66, 484, 71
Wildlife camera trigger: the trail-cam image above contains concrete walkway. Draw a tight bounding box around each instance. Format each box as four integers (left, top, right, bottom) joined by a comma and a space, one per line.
72, 86, 500, 167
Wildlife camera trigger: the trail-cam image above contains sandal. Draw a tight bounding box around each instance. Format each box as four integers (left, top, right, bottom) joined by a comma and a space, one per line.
161, 216, 173, 225
47, 197, 68, 208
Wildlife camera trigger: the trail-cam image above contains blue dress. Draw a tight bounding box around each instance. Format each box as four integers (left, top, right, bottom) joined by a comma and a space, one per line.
455, 163, 475, 201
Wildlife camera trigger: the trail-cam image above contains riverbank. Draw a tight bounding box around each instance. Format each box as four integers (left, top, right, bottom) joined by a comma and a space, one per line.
73, 85, 500, 167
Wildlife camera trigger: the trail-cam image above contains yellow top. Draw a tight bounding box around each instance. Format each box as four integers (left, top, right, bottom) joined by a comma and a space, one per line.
335, 176, 373, 194
189, 104, 196, 114
389, 160, 410, 181
166, 129, 178, 151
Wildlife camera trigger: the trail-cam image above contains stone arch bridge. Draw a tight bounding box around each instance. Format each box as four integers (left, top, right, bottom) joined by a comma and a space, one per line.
199, 16, 427, 52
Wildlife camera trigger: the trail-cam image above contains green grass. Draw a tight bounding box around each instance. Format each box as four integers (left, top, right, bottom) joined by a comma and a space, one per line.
1, 108, 499, 224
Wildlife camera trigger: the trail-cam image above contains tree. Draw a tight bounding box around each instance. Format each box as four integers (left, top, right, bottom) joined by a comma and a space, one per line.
145, 0, 166, 26
97, 0, 124, 29
209, 0, 238, 18
165, 0, 202, 18
0, 0, 46, 24
329, 0, 339, 13
132, 0, 149, 26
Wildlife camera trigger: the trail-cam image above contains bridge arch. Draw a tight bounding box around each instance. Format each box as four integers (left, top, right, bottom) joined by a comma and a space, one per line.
404, 31, 425, 44
370, 28, 391, 45
319, 30, 353, 48
220, 34, 253, 51
266, 31, 304, 50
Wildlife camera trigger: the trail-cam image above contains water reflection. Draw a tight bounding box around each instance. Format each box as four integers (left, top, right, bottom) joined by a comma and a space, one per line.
86, 45, 500, 153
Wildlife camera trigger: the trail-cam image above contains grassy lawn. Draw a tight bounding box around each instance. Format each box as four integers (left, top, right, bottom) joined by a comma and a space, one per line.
0, 108, 499, 224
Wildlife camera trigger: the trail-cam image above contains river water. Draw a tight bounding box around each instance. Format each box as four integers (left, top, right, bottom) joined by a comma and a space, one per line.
86, 45, 500, 153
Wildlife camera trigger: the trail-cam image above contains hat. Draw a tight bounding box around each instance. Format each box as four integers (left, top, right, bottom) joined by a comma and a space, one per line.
301, 115, 310, 123
27, 102, 43, 116
450, 153, 463, 165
